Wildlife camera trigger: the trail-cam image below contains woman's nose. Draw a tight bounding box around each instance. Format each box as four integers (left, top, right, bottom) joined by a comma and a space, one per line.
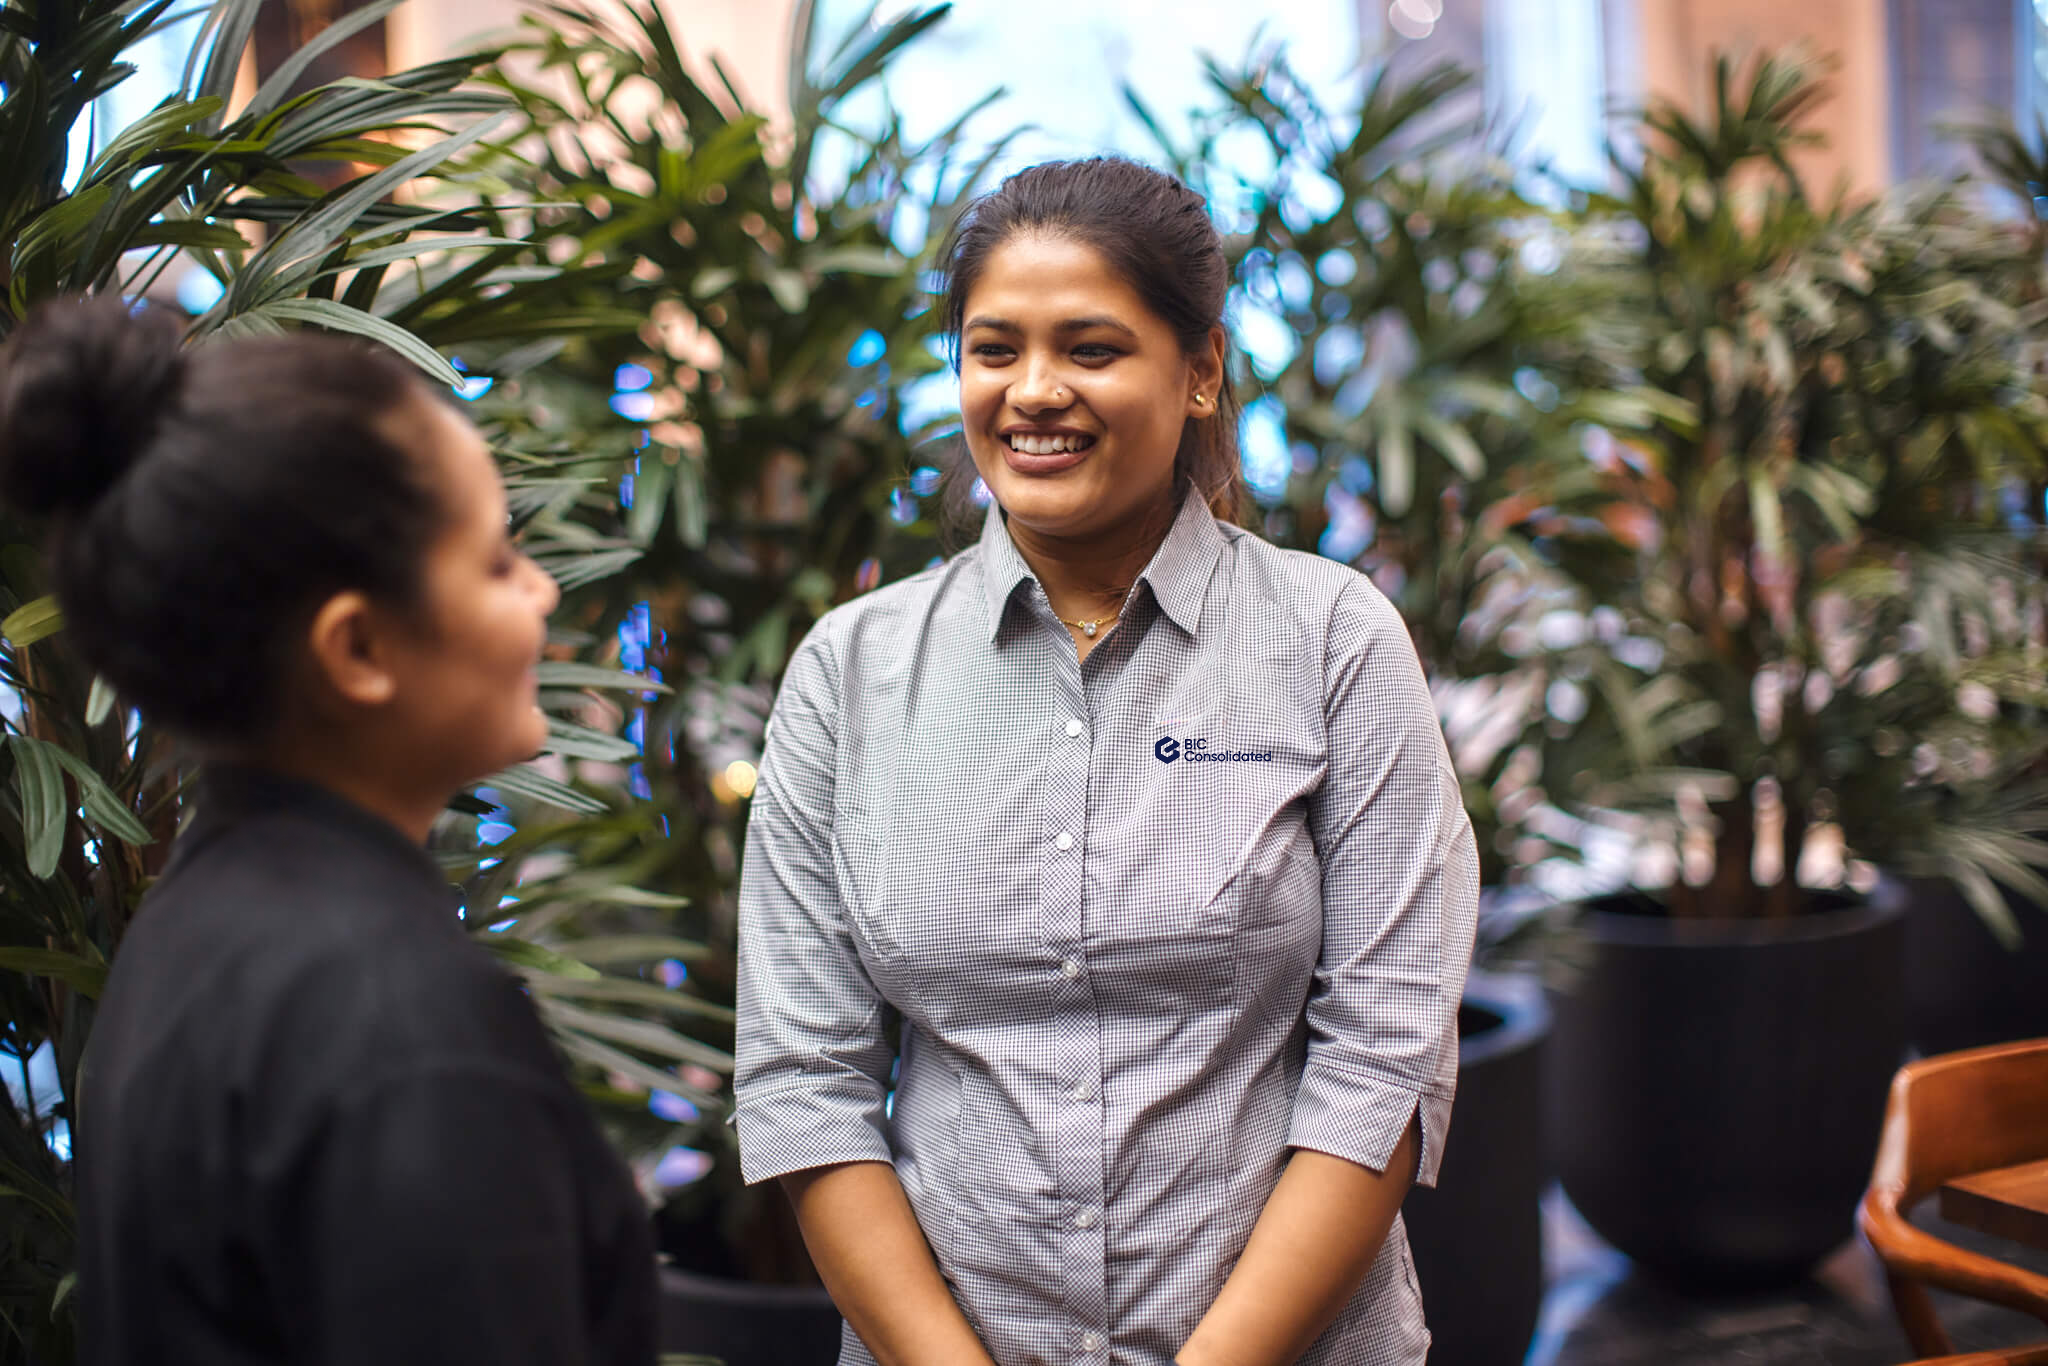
527, 556, 561, 614
1009, 357, 1071, 412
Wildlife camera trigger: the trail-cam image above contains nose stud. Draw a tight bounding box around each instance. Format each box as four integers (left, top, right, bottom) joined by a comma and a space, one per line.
1053, 386, 1068, 401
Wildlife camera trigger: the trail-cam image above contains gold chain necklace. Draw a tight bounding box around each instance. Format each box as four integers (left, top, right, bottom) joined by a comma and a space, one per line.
1055, 610, 1119, 638
1054, 587, 1132, 638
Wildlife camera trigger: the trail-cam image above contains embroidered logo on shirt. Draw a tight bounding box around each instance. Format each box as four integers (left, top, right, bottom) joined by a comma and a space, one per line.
1154, 735, 1275, 764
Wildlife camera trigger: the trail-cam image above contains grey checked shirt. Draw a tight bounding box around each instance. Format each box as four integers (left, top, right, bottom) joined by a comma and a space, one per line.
735, 488, 1478, 1366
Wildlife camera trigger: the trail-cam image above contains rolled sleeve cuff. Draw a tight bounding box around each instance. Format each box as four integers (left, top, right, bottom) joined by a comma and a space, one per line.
1287, 1062, 1453, 1188
732, 1080, 894, 1186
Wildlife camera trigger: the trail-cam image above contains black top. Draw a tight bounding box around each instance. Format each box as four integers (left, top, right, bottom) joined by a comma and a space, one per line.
77, 767, 657, 1366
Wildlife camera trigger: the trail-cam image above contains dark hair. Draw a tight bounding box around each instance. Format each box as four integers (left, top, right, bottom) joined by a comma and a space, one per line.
934, 156, 1246, 536
0, 295, 445, 743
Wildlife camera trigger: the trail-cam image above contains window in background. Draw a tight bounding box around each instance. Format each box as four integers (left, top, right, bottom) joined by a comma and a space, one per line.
1368, 0, 1612, 190
810, 0, 1365, 226
2023, 0, 2048, 151
68, 7, 223, 313
1889, 0, 2015, 181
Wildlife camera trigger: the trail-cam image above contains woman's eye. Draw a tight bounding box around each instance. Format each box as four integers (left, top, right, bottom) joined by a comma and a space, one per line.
971, 343, 1013, 361
1073, 345, 1118, 362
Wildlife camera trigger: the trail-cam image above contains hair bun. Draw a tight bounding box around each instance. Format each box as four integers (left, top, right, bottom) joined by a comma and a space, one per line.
0, 295, 186, 519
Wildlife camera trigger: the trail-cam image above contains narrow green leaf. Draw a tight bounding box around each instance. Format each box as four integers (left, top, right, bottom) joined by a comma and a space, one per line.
251, 298, 460, 386
243, 0, 405, 119
1, 596, 63, 647
1412, 411, 1485, 479
45, 747, 154, 847
550, 1030, 723, 1110
551, 935, 715, 967
0, 947, 108, 997
1376, 398, 1415, 517
477, 934, 600, 980
84, 676, 116, 728
9, 737, 69, 879
541, 719, 640, 763
533, 661, 671, 695
519, 971, 736, 1023
537, 997, 734, 1073
482, 763, 610, 814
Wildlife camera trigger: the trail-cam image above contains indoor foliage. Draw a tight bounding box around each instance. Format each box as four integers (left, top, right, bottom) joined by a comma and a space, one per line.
0, 0, 723, 1356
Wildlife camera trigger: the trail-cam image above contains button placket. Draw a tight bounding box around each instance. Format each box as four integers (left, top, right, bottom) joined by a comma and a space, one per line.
1042, 650, 1109, 1350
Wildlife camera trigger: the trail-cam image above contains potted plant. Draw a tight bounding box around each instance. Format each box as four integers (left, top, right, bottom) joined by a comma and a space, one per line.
1871, 119, 2048, 1057
1523, 53, 2048, 1287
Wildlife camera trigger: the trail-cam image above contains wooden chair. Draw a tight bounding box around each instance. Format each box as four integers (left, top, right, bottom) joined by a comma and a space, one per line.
1900, 1349, 2048, 1366
1860, 1039, 2048, 1361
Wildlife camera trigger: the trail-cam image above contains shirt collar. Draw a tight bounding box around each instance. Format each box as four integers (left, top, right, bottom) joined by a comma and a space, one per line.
975, 484, 1225, 641
177, 763, 450, 892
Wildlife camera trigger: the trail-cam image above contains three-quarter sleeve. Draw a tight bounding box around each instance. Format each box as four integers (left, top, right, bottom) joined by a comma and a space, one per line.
1290, 580, 1478, 1187
732, 628, 897, 1185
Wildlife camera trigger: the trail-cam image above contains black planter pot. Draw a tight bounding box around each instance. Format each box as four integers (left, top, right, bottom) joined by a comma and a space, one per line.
658, 1267, 842, 1366
1403, 970, 1550, 1366
1546, 888, 1906, 1289
1901, 877, 2048, 1057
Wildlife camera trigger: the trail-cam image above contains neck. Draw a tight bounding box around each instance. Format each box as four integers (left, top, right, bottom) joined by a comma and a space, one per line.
1006, 487, 1180, 623
206, 736, 448, 846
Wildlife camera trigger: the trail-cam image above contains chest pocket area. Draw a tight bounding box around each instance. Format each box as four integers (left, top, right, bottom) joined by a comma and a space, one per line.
832, 757, 1051, 1022
1080, 713, 1299, 1003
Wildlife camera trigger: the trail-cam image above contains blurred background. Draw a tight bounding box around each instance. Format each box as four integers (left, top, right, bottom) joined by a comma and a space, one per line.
3, 2, 2048, 1365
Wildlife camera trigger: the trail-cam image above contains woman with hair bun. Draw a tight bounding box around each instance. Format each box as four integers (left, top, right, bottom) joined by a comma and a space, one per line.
0, 296, 657, 1365
736, 157, 1478, 1366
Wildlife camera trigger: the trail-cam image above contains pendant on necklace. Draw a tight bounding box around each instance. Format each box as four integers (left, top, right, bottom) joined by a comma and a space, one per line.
1081, 621, 1099, 637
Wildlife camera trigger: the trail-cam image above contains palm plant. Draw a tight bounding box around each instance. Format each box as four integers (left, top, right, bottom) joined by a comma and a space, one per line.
446, 0, 1004, 1277
1528, 53, 2048, 919
0, 1, 727, 1357
1158, 53, 1653, 884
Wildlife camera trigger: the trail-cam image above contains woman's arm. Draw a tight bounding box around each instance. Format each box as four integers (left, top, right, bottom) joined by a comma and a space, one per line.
782, 1161, 997, 1366
1175, 1122, 1420, 1366
1180, 579, 1477, 1364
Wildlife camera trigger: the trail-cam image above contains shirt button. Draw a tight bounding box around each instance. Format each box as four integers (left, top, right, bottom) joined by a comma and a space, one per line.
1075, 1206, 1100, 1230
1066, 718, 1084, 738
1059, 959, 1082, 980
1055, 832, 1073, 851
1072, 1080, 1095, 1102
1082, 1331, 1105, 1353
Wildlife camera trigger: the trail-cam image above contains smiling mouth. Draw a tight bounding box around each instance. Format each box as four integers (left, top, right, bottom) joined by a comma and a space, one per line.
1006, 433, 1097, 455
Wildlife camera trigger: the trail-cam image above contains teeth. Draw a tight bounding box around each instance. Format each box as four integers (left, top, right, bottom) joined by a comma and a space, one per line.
1009, 434, 1089, 455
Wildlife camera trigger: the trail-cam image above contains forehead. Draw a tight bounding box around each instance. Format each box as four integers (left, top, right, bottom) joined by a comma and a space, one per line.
963, 232, 1163, 332
380, 393, 502, 518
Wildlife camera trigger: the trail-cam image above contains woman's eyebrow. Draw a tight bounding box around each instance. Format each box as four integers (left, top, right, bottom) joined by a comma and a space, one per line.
963, 314, 1139, 339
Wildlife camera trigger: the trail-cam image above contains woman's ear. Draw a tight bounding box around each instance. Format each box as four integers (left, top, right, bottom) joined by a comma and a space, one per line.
1191, 326, 1227, 412
302, 590, 398, 710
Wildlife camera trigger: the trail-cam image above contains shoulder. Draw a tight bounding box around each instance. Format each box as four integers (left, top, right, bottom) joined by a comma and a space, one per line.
129, 814, 554, 1076
777, 553, 978, 705
1218, 525, 1408, 650
804, 555, 966, 657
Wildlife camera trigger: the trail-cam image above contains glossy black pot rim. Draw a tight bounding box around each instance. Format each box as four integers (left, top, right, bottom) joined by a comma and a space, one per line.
1573, 885, 1904, 949
1459, 968, 1550, 1065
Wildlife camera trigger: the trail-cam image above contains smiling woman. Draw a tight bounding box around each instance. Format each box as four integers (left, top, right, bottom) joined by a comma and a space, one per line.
734, 157, 1478, 1366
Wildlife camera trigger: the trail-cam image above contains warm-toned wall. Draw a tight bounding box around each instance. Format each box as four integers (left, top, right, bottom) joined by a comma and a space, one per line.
1631, 0, 1892, 197
388, 0, 797, 118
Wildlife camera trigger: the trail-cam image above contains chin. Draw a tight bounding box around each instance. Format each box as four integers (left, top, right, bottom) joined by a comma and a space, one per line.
988, 478, 1100, 531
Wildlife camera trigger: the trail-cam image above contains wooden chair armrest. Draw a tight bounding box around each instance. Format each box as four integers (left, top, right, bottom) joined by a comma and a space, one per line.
1907, 1344, 2048, 1366
1862, 1191, 2048, 1325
